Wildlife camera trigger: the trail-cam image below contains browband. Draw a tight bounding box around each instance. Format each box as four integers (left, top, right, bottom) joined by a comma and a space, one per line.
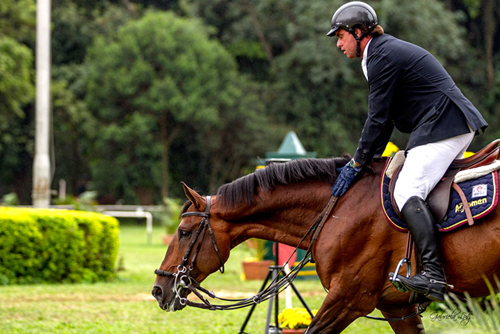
181, 196, 211, 218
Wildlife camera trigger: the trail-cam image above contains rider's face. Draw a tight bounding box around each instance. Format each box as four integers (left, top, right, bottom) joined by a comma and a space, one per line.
336, 29, 358, 59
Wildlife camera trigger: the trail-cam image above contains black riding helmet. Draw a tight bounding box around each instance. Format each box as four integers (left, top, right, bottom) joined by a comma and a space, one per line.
326, 1, 378, 57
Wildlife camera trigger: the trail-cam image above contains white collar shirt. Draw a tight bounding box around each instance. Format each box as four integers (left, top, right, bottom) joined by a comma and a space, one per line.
361, 38, 373, 81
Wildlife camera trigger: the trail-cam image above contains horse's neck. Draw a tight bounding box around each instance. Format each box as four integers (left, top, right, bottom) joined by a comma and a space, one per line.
225, 159, 388, 250
225, 185, 330, 247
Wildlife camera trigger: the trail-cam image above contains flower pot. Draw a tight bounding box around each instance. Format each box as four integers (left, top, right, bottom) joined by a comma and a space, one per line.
245, 238, 260, 249
282, 329, 305, 334
242, 260, 273, 280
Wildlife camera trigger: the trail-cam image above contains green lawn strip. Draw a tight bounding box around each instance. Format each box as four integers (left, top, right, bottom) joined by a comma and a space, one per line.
0, 224, 484, 333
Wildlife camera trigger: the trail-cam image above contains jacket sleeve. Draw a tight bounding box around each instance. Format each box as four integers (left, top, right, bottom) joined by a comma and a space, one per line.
354, 51, 400, 166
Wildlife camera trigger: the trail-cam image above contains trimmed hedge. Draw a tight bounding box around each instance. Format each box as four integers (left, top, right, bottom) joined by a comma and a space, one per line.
0, 207, 119, 285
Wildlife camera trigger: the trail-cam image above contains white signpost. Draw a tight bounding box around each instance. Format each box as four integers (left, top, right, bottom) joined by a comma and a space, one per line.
33, 0, 52, 208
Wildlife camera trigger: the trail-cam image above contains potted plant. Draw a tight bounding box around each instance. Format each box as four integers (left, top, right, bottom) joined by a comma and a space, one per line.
278, 308, 317, 333
241, 238, 273, 280
161, 197, 182, 245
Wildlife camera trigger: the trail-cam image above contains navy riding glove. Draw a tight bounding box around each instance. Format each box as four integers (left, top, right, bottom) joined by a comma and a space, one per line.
330, 159, 362, 197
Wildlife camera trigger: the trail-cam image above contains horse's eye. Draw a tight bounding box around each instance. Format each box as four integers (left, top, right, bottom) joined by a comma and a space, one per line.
179, 230, 191, 239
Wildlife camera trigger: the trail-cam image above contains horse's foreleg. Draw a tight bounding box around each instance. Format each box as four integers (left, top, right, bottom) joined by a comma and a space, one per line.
379, 307, 425, 334
376, 283, 427, 333
305, 288, 377, 333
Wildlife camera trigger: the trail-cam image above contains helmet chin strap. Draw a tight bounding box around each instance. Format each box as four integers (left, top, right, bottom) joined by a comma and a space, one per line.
348, 29, 365, 58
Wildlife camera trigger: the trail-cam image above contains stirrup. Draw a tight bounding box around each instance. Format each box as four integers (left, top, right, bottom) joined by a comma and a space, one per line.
389, 257, 411, 292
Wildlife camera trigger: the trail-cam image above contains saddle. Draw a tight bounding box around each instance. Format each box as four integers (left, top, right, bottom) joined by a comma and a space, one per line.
388, 139, 500, 225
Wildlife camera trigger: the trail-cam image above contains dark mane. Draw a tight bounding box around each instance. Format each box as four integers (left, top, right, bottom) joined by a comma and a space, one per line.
216, 157, 351, 208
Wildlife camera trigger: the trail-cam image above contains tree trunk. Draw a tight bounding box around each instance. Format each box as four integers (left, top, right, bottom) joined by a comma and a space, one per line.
242, 0, 274, 65
483, 0, 496, 90
209, 155, 244, 194
208, 158, 221, 195
159, 113, 179, 200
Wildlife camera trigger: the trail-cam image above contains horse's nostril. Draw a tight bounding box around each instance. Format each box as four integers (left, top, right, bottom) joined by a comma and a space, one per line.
152, 286, 163, 300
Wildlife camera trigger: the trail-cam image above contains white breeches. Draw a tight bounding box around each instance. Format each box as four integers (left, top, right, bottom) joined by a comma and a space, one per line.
394, 131, 475, 211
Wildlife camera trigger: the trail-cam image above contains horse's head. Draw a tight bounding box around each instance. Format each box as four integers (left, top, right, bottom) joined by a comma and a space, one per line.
152, 183, 231, 312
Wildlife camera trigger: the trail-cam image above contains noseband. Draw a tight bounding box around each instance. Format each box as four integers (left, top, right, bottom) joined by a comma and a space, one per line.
154, 196, 225, 286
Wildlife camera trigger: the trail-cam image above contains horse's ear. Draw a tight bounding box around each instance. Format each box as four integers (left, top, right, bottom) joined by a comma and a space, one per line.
181, 182, 206, 211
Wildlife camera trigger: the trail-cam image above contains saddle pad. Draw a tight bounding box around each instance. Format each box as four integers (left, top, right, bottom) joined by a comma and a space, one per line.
381, 158, 499, 233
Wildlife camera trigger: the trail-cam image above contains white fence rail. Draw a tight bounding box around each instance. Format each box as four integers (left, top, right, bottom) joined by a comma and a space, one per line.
103, 208, 154, 245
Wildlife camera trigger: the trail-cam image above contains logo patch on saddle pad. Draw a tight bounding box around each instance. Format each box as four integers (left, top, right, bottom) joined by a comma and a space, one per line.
472, 184, 487, 198
381, 160, 499, 233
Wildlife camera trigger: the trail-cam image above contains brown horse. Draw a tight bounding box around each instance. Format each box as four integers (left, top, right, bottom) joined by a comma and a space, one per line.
152, 156, 500, 333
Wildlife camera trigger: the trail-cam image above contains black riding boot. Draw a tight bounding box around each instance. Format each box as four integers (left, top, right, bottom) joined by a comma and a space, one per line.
395, 196, 448, 301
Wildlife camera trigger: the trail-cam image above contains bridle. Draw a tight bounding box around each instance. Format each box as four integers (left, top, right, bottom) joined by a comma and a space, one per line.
154, 194, 339, 311
155, 196, 227, 306
176, 196, 224, 274
154, 194, 426, 321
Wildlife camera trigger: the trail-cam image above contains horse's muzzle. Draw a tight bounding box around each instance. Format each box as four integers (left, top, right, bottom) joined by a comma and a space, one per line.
152, 284, 173, 311
152, 285, 163, 302
152, 284, 187, 312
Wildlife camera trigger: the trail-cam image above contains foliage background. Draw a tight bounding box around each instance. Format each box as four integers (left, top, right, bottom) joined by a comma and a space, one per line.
1, 0, 500, 204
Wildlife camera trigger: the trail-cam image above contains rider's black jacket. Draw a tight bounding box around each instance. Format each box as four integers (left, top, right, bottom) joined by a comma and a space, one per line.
353, 34, 488, 166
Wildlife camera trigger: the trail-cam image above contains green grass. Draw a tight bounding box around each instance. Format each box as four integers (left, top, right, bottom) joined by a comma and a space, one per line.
0, 224, 486, 333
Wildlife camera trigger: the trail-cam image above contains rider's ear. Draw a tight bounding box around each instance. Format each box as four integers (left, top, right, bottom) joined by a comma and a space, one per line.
354, 28, 363, 38
181, 182, 206, 211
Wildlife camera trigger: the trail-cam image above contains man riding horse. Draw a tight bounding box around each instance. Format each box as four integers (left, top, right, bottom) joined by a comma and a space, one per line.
328, 1, 488, 301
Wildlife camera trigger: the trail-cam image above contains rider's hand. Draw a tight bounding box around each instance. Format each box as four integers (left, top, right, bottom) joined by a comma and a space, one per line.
330, 159, 362, 197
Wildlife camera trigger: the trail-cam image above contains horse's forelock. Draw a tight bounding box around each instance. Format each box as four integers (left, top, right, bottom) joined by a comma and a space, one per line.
216, 156, 351, 208
180, 200, 192, 217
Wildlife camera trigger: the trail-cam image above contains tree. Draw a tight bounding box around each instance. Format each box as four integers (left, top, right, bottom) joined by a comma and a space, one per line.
188, 0, 476, 156
49, 2, 137, 196
0, 0, 36, 201
0, 37, 34, 137
196, 77, 285, 193
443, 0, 500, 119
0, 0, 35, 129
85, 11, 247, 201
